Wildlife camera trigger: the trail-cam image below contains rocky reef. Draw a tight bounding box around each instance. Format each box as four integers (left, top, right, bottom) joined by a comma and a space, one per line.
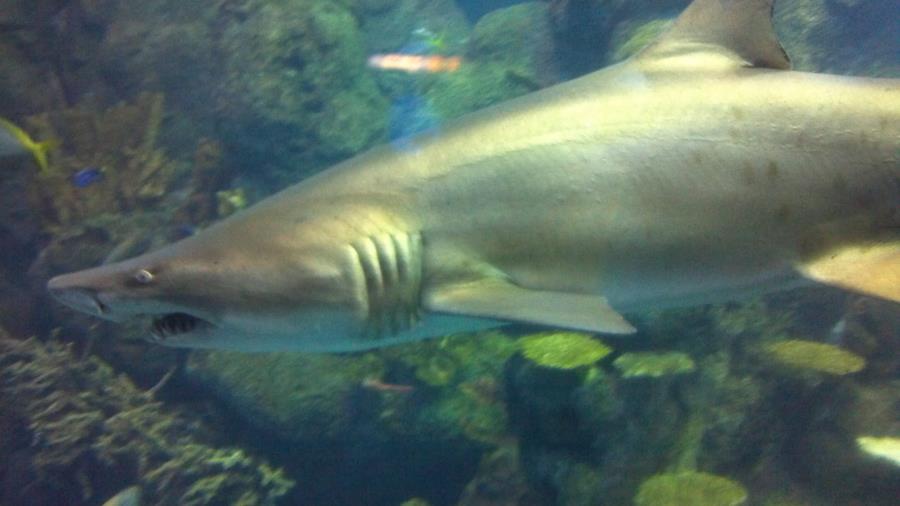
0, 0, 897, 505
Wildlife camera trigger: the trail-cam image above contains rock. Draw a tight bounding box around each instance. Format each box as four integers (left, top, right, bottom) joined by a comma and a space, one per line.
775, 0, 900, 76
791, 380, 900, 506
218, 0, 388, 187
426, 2, 560, 120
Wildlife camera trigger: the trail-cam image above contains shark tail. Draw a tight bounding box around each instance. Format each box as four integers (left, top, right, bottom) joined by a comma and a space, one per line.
799, 242, 900, 303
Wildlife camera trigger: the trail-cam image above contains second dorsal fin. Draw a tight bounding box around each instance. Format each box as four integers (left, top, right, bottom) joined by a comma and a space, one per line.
637, 0, 790, 70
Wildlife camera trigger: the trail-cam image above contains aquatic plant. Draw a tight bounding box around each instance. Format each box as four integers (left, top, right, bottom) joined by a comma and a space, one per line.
634, 471, 748, 506
613, 351, 696, 378
519, 331, 612, 369
0, 335, 293, 505
764, 339, 866, 376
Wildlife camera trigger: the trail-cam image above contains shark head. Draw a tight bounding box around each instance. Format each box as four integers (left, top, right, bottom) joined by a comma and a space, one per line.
46, 219, 369, 351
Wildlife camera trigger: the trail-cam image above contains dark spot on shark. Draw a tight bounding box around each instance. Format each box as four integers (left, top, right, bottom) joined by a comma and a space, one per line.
775, 204, 791, 223
766, 161, 779, 180
741, 162, 756, 185
832, 174, 848, 194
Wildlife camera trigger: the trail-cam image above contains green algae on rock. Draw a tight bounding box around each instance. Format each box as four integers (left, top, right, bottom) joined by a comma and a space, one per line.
613, 351, 696, 378
764, 340, 866, 376
635, 471, 748, 506
519, 332, 612, 369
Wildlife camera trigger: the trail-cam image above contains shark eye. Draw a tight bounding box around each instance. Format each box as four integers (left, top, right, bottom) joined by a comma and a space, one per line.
133, 269, 155, 284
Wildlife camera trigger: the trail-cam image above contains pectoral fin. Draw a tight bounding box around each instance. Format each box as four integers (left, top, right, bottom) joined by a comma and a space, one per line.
798, 243, 900, 303
424, 279, 636, 334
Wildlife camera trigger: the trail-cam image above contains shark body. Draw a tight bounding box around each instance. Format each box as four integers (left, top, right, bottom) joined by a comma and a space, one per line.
48, 0, 899, 351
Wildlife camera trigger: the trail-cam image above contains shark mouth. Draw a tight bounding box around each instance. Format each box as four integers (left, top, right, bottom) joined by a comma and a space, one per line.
150, 313, 209, 341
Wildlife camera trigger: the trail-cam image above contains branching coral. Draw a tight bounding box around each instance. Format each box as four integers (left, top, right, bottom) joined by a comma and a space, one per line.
24, 93, 186, 229
0, 336, 293, 505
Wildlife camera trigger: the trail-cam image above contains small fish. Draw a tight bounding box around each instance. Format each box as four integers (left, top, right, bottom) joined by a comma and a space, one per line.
367, 54, 462, 74
71, 166, 104, 188
361, 377, 415, 393
0, 117, 55, 172
389, 94, 440, 145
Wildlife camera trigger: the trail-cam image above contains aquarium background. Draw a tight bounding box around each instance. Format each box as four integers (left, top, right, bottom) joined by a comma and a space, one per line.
0, 0, 898, 505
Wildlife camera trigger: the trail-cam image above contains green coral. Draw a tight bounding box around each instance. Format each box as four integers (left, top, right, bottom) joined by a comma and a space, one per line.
0, 335, 293, 505
218, 0, 388, 185
613, 352, 696, 378
519, 332, 612, 369
764, 340, 866, 375
635, 471, 748, 506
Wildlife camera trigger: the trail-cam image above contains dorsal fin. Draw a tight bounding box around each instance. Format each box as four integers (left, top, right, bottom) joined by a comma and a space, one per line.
636, 0, 790, 70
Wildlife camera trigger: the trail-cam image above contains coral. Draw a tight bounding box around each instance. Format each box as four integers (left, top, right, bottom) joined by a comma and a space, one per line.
426, 2, 559, 120
172, 138, 231, 228
518, 332, 612, 369
634, 471, 748, 506
763, 340, 865, 376
456, 445, 543, 506
0, 335, 292, 505
217, 0, 388, 186
187, 350, 385, 441
856, 436, 900, 467
613, 352, 696, 378
24, 93, 187, 229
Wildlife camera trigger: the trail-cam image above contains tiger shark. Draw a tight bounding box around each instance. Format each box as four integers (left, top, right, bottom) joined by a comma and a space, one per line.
48, 0, 899, 352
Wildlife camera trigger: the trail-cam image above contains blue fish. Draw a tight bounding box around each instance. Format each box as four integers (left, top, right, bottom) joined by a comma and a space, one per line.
71, 167, 104, 188
388, 94, 440, 151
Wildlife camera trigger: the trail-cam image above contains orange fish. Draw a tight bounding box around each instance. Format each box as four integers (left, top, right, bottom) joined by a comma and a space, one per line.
367, 53, 462, 73
361, 376, 415, 393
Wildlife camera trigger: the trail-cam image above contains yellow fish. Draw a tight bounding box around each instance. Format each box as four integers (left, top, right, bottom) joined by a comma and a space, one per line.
0, 117, 55, 172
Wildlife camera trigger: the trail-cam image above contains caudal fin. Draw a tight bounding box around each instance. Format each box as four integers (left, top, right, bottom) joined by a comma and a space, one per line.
0, 117, 56, 173
31, 138, 57, 173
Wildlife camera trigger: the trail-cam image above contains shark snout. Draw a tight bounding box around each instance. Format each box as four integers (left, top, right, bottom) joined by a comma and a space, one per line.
47, 273, 110, 317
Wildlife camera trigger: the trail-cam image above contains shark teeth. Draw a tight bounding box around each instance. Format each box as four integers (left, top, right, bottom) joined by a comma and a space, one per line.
151, 313, 200, 340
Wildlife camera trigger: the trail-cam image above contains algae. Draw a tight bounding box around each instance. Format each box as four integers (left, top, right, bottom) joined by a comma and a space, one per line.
635, 471, 748, 506
613, 351, 696, 378
519, 332, 612, 369
764, 340, 866, 376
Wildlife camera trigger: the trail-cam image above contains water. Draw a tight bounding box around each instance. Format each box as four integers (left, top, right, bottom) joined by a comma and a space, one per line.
1, 1, 898, 505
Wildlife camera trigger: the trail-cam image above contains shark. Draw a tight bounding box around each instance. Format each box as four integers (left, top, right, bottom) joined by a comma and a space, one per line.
47, 0, 899, 352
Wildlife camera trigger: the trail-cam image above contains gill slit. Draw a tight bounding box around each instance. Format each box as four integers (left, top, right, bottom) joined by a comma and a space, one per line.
351, 232, 423, 339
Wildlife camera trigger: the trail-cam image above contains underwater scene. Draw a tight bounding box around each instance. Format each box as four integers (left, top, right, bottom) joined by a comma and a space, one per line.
1, 0, 898, 505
